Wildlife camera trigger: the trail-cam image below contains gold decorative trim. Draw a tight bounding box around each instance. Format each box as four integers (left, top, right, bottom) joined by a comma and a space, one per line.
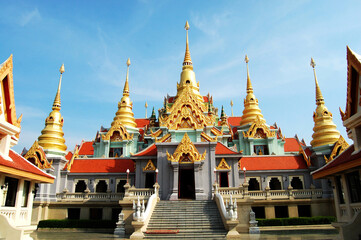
24, 141, 52, 169
324, 135, 349, 164
102, 121, 133, 141
67, 145, 79, 171
242, 116, 275, 138
216, 158, 231, 170
0, 165, 54, 183
211, 127, 223, 136
166, 133, 206, 164
299, 146, 311, 167
150, 129, 162, 138
143, 159, 156, 171
155, 133, 171, 143
159, 86, 214, 130
200, 132, 217, 142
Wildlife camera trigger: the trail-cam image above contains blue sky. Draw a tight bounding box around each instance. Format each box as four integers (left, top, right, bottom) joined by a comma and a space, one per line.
0, 0, 360, 153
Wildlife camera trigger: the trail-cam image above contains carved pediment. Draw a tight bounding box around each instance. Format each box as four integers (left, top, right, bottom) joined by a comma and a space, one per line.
24, 141, 52, 169
216, 158, 231, 170
102, 121, 133, 141
143, 159, 156, 171
243, 116, 275, 138
166, 133, 206, 164
159, 86, 214, 130
324, 135, 349, 164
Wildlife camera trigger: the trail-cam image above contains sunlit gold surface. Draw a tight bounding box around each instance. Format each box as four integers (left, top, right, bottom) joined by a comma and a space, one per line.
240, 55, 266, 126
38, 64, 67, 152
310, 58, 340, 147
143, 159, 156, 171
24, 141, 53, 169
166, 133, 206, 163
111, 58, 137, 128
176, 21, 203, 100
324, 135, 349, 163
242, 116, 275, 138
102, 120, 133, 141
216, 158, 231, 170
159, 85, 214, 129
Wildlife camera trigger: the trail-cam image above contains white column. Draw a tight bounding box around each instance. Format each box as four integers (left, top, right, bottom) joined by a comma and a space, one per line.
14, 179, 24, 226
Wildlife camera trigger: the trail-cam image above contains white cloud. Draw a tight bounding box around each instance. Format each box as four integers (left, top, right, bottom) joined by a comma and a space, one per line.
16, 105, 46, 119
19, 8, 41, 27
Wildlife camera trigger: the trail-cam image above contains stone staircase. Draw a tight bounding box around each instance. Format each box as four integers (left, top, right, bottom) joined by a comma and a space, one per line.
144, 200, 227, 239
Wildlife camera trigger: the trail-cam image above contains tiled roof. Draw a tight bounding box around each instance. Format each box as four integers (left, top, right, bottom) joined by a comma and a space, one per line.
284, 138, 300, 152
240, 155, 308, 171
135, 118, 150, 128
227, 117, 242, 126
312, 145, 361, 179
133, 144, 157, 157
65, 151, 73, 161
69, 159, 135, 173
215, 142, 239, 155
78, 141, 94, 156
203, 96, 209, 102
0, 149, 54, 181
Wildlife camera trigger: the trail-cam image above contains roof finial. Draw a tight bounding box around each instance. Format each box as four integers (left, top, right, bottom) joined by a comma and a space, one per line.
245, 55, 253, 93
123, 58, 130, 96
52, 63, 64, 110
145, 101, 148, 118
183, 21, 193, 68
230, 100, 234, 116
310, 58, 324, 105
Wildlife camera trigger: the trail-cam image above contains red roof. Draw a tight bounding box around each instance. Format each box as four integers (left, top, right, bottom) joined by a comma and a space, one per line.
227, 117, 242, 126
215, 142, 239, 155
203, 96, 209, 102
284, 138, 300, 152
312, 145, 361, 179
78, 141, 94, 156
135, 118, 150, 128
133, 144, 157, 157
69, 159, 135, 173
65, 151, 73, 161
0, 149, 54, 181
240, 155, 308, 171
168, 97, 175, 103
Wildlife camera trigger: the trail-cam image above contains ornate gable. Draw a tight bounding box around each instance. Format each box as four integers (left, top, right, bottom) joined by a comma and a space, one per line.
324, 135, 349, 164
102, 120, 133, 141
159, 86, 214, 130
143, 159, 156, 171
0, 55, 22, 131
66, 145, 79, 171
166, 133, 206, 163
216, 158, 231, 170
24, 141, 52, 169
243, 116, 275, 138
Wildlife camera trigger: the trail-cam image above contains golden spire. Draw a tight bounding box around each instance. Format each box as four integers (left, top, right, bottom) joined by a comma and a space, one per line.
38, 64, 67, 154
230, 100, 234, 116
145, 101, 148, 118
177, 21, 202, 100
240, 55, 266, 126
111, 58, 137, 129
310, 58, 340, 148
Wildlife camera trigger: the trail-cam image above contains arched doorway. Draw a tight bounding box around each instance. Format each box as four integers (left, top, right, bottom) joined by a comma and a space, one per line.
178, 165, 195, 199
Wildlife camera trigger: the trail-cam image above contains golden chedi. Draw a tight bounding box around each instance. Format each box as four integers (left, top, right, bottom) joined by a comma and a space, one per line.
240, 55, 266, 126
38, 64, 67, 153
111, 58, 137, 128
310, 58, 340, 147
176, 21, 203, 101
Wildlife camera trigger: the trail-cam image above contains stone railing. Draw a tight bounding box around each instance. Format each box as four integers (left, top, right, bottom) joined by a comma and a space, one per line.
56, 190, 125, 202
0, 208, 16, 223
218, 185, 323, 200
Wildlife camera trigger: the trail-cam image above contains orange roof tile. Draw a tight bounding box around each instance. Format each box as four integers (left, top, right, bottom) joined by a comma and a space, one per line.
69, 159, 135, 173
135, 118, 150, 128
215, 142, 239, 155
133, 144, 157, 157
65, 151, 73, 161
78, 141, 94, 156
0, 149, 54, 180
239, 155, 307, 171
284, 138, 300, 152
203, 96, 209, 102
227, 117, 242, 126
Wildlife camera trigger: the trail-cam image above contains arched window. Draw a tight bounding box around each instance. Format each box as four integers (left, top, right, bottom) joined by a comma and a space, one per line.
75, 180, 87, 193
291, 177, 303, 189
116, 180, 127, 193
269, 177, 282, 190
248, 178, 260, 191
96, 180, 108, 193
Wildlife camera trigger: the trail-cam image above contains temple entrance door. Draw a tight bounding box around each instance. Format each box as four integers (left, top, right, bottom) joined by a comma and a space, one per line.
178, 166, 195, 199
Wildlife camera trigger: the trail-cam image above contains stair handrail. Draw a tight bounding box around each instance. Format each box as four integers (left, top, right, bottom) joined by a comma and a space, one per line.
215, 192, 237, 221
